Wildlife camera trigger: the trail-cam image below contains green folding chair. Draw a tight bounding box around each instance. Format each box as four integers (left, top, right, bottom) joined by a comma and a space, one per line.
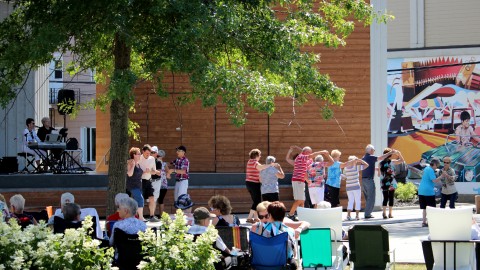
300, 228, 333, 269
348, 225, 395, 270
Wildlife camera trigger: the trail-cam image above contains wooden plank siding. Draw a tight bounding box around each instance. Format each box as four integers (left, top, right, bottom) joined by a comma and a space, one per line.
95, 20, 371, 208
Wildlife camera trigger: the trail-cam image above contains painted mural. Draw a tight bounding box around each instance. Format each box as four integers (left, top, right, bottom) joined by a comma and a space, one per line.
387, 56, 480, 194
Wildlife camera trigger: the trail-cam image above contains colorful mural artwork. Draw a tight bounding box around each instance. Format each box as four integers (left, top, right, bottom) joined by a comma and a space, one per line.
387, 56, 480, 194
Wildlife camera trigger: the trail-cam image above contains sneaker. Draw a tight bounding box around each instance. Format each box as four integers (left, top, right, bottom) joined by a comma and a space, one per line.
286, 214, 299, 221
422, 222, 429, 227
345, 216, 353, 221
355, 216, 360, 221
149, 216, 160, 222
364, 215, 374, 219
383, 215, 388, 219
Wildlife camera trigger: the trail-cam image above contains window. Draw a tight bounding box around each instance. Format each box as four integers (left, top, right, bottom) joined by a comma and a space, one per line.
54, 59, 63, 79
81, 127, 96, 163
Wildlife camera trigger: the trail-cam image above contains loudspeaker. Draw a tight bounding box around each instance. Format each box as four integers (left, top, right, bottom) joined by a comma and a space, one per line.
0, 156, 18, 174
57, 89, 75, 115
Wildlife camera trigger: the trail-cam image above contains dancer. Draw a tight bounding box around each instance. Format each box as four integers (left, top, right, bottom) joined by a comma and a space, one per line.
306, 152, 334, 208
245, 149, 270, 223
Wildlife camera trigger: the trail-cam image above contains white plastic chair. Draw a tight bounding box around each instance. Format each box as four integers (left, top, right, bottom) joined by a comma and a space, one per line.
297, 207, 345, 269
427, 207, 475, 270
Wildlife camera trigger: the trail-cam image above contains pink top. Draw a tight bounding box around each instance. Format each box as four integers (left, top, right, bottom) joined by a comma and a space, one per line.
456, 125, 475, 145
292, 153, 311, 182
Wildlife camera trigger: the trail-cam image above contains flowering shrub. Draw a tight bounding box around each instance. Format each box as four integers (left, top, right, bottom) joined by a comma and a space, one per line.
0, 215, 114, 270
138, 210, 220, 270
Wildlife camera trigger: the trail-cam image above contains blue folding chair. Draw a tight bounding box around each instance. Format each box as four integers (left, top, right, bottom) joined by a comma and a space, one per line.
249, 231, 288, 270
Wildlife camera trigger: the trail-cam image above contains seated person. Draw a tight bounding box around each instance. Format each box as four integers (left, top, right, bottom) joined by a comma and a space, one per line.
188, 207, 231, 255
63, 203, 81, 222
22, 118, 46, 167
37, 117, 56, 142
252, 201, 310, 239
48, 192, 103, 239
208, 195, 240, 227
106, 193, 139, 237
109, 197, 147, 246
7, 194, 37, 229
0, 193, 10, 221
456, 111, 480, 146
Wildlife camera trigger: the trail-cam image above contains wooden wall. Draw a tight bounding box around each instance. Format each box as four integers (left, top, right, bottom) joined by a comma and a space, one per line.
96, 23, 372, 175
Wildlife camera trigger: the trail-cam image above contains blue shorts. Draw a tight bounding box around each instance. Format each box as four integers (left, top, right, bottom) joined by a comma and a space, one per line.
129, 188, 144, 207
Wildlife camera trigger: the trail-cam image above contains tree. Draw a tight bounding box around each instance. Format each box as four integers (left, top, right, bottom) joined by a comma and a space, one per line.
0, 0, 390, 214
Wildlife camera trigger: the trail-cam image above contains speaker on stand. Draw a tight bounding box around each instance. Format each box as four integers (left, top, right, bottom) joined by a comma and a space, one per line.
57, 89, 75, 128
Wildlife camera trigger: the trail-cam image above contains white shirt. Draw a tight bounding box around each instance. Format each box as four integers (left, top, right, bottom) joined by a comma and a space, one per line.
49, 207, 103, 239
139, 155, 156, 180
23, 128, 40, 147
188, 224, 228, 252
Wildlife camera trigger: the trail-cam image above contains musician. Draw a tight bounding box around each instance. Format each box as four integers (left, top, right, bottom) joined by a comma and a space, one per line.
37, 116, 62, 160
23, 118, 46, 167
37, 117, 55, 142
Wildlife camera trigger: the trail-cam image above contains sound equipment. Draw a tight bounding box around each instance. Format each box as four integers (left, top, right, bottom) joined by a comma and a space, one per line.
57, 89, 75, 115
0, 156, 18, 174
29, 142, 67, 150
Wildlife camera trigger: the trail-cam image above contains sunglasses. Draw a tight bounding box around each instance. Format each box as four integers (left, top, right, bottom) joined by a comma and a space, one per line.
444, 161, 450, 164
258, 214, 269, 219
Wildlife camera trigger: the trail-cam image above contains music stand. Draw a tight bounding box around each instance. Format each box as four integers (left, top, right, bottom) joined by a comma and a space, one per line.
59, 128, 68, 142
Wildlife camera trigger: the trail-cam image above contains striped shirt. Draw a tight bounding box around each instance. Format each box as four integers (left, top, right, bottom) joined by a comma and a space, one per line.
343, 165, 363, 191
292, 154, 311, 182
246, 159, 260, 183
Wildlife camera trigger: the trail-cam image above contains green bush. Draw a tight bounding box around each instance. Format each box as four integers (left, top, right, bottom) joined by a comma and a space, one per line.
395, 182, 417, 202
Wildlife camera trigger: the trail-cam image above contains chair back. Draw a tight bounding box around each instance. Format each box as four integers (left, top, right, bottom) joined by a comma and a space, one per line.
113, 228, 143, 270
249, 231, 288, 269
216, 226, 249, 251
297, 206, 343, 241
348, 225, 390, 269
300, 228, 332, 268
427, 207, 474, 270
106, 220, 117, 237
53, 216, 98, 239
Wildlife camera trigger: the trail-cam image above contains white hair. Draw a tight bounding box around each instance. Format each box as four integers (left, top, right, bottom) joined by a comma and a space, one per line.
302, 146, 312, 153
157, 150, 166, 157
10, 194, 26, 211
314, 155, 324, 162
41, 117, 50, 125
316, 201, 332, 209
348, 155, 357, 161
115, 193, 129, 207
265, 156, 276, 164
366, 144, 375, 153
118, 197, 138, 216
61, 192, 75, 206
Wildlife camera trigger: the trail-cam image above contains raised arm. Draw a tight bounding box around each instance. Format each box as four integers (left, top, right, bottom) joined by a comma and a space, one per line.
275, 164, 285, 179
286, 145, 301, 166
391, 150, 405, 165
377, 150, 394, 162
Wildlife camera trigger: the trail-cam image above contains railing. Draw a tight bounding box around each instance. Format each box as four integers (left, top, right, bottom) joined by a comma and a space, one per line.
48, 88, 81, 105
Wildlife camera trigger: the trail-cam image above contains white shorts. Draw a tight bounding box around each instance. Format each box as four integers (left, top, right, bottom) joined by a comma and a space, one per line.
152, 180, 162, 202
292, 181, 305, 201
309, 186, 325, 205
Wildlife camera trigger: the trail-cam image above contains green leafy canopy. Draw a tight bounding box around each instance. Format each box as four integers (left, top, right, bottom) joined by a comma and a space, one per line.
0, 0, 391, 125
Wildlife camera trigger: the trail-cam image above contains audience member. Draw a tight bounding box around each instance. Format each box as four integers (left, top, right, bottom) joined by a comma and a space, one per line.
306, 153, 334, 208
259, 156, 285, 202
138, 144, 160, 222
0, 193, 10, 221
63, 203, 81, 222
343, 156, 368, 221
174, 193, 195, 215
208, 195, 240, 227
8, 194, 37, 228
110, 197, 147, 246
106, 193, 135, 237
150, 146, 170, 217
188, 207, 231, 255
243, 149, 270, 223
48, 192, 102, 238
439, 156, 458, 209
127, 147, 146, 221
418, 158, 442, 227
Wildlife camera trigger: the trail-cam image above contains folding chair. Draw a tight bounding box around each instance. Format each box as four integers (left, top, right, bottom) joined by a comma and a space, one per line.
216, 226, 250, 252
348, 225, 395, 270
17, 152, 36, 173
113, 228, 143, 270
425, 207, 475, 270
300, 228, 337, 269
249, 231, 288, 270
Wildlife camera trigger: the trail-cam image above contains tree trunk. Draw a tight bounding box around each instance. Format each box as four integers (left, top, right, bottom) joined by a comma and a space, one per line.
106, 33, 132, 215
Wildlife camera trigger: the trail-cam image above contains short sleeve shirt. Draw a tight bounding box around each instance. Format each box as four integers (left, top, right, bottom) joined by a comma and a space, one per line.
307, 162, 327, 188
418, 166, 436, 196
292, 154, 310, 182
362, 153, 378, 178
172, 157, 189, 180
260, 166, 280, 194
